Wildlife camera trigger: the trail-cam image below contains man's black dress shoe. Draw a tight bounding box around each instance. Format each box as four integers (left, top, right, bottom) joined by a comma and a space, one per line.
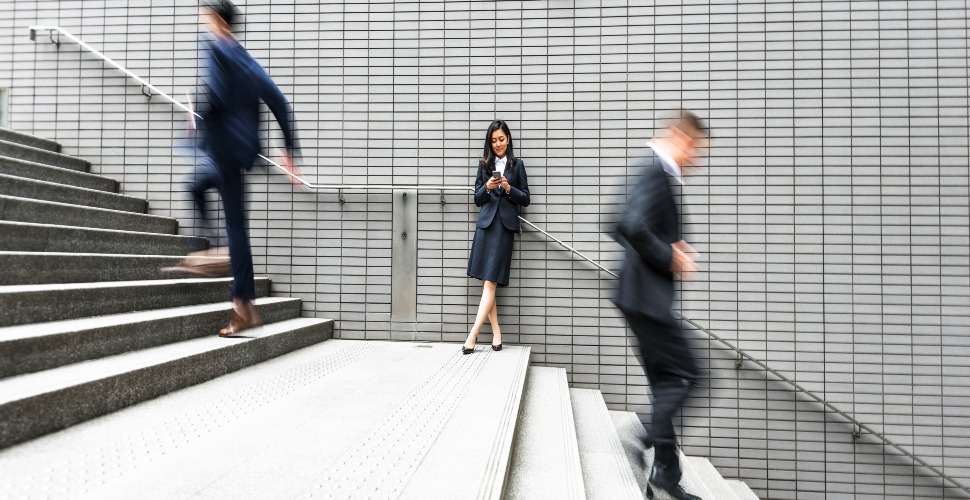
646, 463, 702, 500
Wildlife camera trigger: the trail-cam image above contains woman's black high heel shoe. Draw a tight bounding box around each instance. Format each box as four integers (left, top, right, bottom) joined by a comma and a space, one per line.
462, 345, 475, 355
491, 343, 503, 351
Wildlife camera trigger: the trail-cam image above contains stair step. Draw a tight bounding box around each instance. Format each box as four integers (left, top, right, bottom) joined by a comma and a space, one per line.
0, 341, 528, 498
0, 251, 225, 285
0, 296, 302, 378
0, 221, 206, 255
0, 195, 177, 234
401, 345, 531, 499
0, 173, 145, 213
0, 155, 117, 192
0, 139, 88, 171
505, 366, 585, 500
611, 410, 715, 500
0, 277, 271, 327
0, 316, 332, 449
726, 480, 761, 500
570, 388, 644, 500
686, 457, 741, 500
0, 128, 60, 152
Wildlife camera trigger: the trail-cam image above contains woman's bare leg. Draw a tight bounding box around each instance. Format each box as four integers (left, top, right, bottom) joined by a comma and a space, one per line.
487, 299, 501, 345
464, 280, 497, 348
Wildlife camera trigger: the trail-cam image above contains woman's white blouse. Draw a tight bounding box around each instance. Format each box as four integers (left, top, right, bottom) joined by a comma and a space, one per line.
494, 156, 507, 177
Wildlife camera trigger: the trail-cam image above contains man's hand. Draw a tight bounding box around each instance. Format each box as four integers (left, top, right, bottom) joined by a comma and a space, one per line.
670, 240, 697, 280
278, 151, 305, 187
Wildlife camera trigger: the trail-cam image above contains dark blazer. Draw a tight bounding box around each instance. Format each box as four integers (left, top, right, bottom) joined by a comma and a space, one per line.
198, 37, 297, 168
614, 154, 680, 319
473, 158, 531, 231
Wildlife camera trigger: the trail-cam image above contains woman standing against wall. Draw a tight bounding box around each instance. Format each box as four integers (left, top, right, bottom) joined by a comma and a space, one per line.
462, 120, 531, 354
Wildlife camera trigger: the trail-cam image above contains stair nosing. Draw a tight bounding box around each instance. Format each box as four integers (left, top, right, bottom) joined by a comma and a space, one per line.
0, 250, 220, 259
0, 128, 60, 152
0, 317, 330, 405
0, 155, 116, 190
0, 219, 205, 241
556, 369, 586, 500
685, 456, 740, 500
0, 194, 177, 230
0, 172, 144, 212
0, 276, 254, 294
0, 138, 87, 168
0, 296, 298, 341
478, 346, 531, 500
505, 366, 585, 500
571, 388, 644, 500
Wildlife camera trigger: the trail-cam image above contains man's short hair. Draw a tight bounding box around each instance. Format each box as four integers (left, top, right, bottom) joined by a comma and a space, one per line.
204, 0, 240, 29
670, 110, 707, 139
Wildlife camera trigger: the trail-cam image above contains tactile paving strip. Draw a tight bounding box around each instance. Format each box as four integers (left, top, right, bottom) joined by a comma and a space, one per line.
297, 348, 492, 500
0, 341, 382, 500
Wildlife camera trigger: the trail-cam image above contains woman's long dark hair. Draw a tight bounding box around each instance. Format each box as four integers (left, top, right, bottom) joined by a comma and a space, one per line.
480, 120, 516, 174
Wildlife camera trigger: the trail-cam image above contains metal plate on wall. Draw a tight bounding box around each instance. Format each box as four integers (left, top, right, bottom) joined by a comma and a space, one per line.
391, 189, 417, 339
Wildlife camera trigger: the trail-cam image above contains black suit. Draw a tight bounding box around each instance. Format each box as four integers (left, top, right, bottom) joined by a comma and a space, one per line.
466, 159, 530, 287
614, 153, 698, 479
473, 158, 530, 231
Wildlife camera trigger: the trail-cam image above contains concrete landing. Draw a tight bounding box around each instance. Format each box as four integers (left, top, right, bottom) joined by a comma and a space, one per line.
0, 340, 530, 500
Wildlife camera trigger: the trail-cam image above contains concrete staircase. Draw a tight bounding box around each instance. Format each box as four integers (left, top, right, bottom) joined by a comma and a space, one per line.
0, 339, 758, 500
0, 128, 757, 499
0, 128, 333, 449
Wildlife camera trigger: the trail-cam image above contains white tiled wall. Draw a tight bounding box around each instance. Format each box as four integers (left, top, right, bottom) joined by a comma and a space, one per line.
2, 1, 969, 498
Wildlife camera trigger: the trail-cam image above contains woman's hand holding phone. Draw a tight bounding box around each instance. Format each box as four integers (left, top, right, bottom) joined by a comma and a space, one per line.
486, 171, 501, 191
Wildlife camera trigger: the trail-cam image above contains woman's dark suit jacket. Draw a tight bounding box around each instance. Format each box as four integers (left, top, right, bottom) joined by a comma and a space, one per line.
473, 158, 531, 230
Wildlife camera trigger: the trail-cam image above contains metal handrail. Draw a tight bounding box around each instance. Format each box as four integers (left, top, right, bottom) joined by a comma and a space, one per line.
28, 25, 969, 496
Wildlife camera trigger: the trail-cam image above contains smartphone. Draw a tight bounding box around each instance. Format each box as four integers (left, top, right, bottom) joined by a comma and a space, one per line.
491, 171, 502, 180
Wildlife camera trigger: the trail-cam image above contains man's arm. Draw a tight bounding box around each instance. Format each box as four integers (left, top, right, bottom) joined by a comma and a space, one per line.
617, 165, 675, 273
258, 67, 298, 155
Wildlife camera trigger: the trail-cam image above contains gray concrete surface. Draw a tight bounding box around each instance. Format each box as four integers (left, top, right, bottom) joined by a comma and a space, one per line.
0, 195, 177, 233
571, 388, 644, 500
0, 277, 271, 327
0, 251, 223, 285
0, 316, 332, 449
0, 156, 116, 191
726, 480, 761, 500
0, 341, 532, 500
0, 221, 206, 255
0, 139, 87, 171
505, 366, 585, 500
610, 410, 714, 500
0, 296, 302, 378
0, 127, 59, 152
0, 173, 144, 212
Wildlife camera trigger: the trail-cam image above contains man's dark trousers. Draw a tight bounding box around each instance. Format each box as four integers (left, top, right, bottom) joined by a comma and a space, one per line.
624, 309, 698, 480
189, 157, 256, 301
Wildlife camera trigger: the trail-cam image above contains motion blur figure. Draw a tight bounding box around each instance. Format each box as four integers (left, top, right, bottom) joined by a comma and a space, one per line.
614, 111, 707, 500
190, 0, 302, 336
